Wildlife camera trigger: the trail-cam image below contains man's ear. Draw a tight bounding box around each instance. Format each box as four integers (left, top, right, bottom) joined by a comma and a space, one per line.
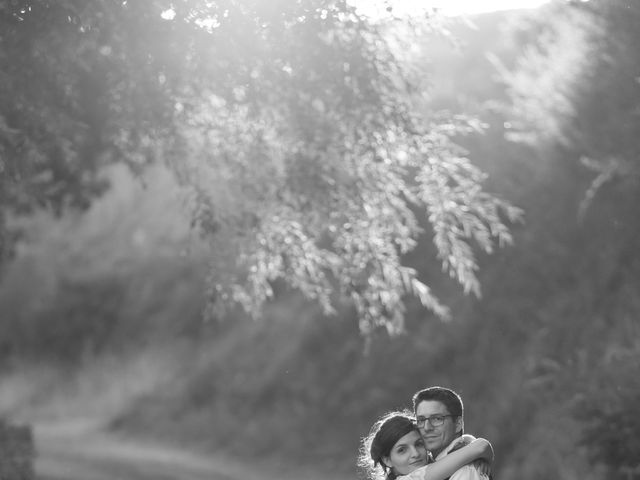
454, 416, 464, 435
382, 456, 391, 470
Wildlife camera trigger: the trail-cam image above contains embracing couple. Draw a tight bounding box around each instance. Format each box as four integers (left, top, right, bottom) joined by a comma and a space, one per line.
359, 386, 494, 480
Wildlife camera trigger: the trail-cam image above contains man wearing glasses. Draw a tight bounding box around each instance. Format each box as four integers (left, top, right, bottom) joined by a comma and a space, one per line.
413, 386, 490, 479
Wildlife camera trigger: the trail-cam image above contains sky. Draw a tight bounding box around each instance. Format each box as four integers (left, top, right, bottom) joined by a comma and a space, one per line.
350, 0, 552, 18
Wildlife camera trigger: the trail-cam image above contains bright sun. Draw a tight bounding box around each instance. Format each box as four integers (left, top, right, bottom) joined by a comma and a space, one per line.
350, 0, 551, 18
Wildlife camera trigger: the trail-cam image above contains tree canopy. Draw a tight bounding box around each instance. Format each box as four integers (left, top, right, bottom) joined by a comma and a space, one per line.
499, 0, 640, 217
0, 0, 520, 336
500, 0, 640, 474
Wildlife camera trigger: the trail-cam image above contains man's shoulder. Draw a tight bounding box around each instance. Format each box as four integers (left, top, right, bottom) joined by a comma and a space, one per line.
439, 434, 478, 457
443, 434, 484, 480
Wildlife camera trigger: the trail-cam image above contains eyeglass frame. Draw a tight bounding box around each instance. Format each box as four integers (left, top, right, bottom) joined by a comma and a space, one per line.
415, 414, 457, 428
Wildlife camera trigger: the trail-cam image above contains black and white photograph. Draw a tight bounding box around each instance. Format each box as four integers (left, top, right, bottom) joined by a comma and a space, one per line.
0, 0, 638, 479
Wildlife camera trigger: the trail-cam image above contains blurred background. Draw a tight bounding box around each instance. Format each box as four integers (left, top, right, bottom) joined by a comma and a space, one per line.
1, 0, 639, 479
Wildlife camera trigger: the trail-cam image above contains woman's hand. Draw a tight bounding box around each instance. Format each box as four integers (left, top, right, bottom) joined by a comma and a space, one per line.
448, 434, 475, 453
448, 435, 492, 463
471, 438, 494, 463
472, 458, 492, 477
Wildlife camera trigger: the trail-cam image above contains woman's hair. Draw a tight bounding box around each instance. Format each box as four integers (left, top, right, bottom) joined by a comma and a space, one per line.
358, 410, 419, 480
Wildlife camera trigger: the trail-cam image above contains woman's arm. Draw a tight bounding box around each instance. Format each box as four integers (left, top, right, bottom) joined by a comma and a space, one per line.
449, 435, 492, 477
400, 438, 493, 480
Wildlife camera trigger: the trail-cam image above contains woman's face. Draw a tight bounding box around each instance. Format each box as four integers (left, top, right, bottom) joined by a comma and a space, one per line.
383, 430, 428, 476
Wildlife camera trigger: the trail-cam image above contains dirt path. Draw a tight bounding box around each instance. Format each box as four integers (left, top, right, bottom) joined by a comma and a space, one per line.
34, 420, 269, 480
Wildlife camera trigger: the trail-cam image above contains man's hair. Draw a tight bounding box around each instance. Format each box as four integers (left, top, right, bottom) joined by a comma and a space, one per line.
412, 386, 464, 419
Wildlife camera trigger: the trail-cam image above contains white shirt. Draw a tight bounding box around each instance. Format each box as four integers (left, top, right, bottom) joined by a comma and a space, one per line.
396, 435, 484, 480
434, 435, 484, 480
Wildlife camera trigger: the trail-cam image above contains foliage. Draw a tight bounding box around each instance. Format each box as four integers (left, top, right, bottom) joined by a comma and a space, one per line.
499, 0, 640, 216
499, 5, 640, 469
574, 348, 640, 476
2, 8, 639, 479
0, 0, 520, 336
0, 166, 208, 365
0, 419, 34, 480
0, 0, 171, 258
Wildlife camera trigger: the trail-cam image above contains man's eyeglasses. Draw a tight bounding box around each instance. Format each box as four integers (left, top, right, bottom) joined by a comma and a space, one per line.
416, 414, 456, 427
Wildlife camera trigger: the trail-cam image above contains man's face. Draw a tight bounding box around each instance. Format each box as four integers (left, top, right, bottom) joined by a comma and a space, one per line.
415, 400, 462, 457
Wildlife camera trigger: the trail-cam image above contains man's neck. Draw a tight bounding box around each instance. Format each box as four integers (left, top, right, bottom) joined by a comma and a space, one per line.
434, 434, 464, 460
431, 447, 445, 458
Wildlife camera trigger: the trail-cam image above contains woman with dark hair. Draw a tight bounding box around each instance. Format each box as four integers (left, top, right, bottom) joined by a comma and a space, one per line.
358, 410, 492, 480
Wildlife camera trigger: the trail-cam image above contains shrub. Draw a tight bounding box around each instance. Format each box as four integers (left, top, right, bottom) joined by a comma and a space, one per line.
0, 419, 34, 480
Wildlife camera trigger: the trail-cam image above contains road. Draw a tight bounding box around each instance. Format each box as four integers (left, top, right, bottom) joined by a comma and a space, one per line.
34, 420, 268, 480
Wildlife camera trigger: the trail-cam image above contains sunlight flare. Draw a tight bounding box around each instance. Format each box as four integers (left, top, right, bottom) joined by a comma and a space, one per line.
350, 0, 552, 18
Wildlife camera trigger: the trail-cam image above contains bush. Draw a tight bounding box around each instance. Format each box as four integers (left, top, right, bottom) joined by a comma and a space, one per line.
0, 419, 34, 480
574, 351, 640, 478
